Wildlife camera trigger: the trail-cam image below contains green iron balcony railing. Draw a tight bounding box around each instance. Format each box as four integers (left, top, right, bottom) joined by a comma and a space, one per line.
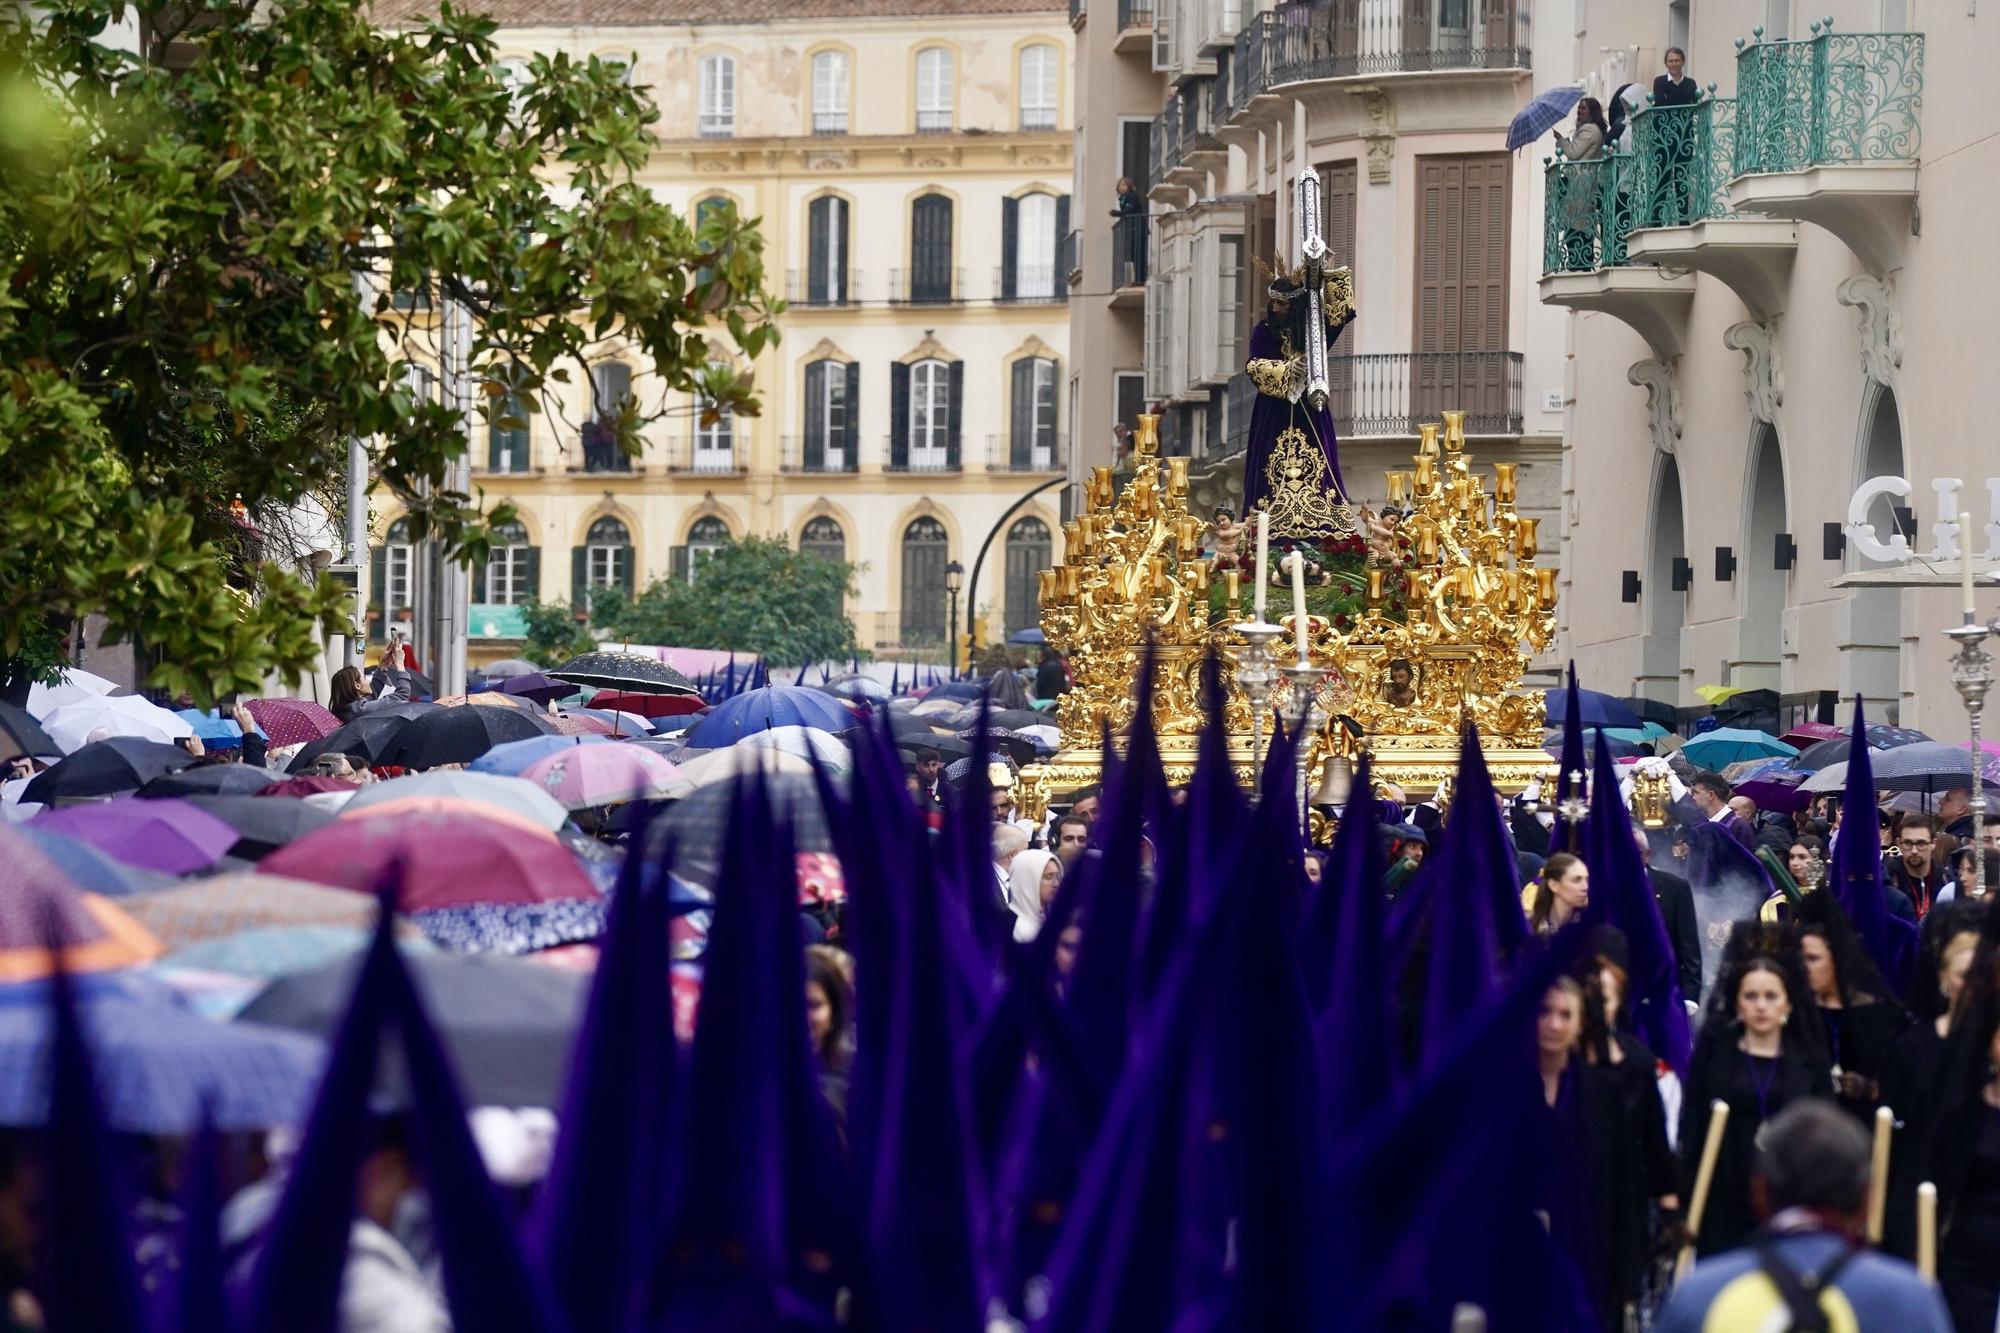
1626, 95, 1741, 230
1541, 153, 1637, 275
1732, 21, 1923, 176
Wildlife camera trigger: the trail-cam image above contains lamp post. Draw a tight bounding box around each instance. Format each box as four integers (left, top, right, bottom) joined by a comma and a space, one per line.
945, 559, 965, 677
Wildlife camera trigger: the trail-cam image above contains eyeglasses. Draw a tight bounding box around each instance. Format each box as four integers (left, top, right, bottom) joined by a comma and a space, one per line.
1898, 838, 1933, 850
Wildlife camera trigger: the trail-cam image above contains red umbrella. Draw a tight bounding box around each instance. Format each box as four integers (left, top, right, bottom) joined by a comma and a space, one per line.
257, 811, 595, 910
243, 697, 340, 747
586, 691, 707, 719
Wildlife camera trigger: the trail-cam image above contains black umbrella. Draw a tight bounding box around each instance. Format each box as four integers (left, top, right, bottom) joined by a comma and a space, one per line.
887, 712, 951, 740
384, 705, 555, 769
1619, 695, 1680, 730
0, 703, 59, 764
286, 712, 421, 774
498, 672, 573, 705
1794, 738, 1855, 772
956, 727, 1038, 767
22, 738, 194, 804
1873, 742, 1992, 795
235, 950, 587, 1109
136, 764, 283, 798
179, 795, 336, 856
986, 708, 1053, 731
654, 771, 835, 857
548, 651, 699, 697
898, 734, 971, 761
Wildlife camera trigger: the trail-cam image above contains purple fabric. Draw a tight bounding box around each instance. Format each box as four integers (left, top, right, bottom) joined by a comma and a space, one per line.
1241, 318, 1350, 513
1830, 698, 1918, 994
35, 797, 238, 874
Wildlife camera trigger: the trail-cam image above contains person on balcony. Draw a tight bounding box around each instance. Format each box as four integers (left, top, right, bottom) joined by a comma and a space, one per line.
1653, 47, 1699, 108
1555, 97, 1609, 271
1109, 177, 1146, 286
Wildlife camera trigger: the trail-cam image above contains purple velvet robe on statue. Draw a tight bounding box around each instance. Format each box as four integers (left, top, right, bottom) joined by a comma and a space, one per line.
1241, 313, 1351, 516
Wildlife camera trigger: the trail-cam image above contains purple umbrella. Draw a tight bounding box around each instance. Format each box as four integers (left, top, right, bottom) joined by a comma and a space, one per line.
33, 797, 239, 875
1734, 765, 1813, 814
499, 672, 575, 705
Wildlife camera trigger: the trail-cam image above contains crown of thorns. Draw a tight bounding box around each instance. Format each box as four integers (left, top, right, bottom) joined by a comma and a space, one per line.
1252, 254, 1310, 301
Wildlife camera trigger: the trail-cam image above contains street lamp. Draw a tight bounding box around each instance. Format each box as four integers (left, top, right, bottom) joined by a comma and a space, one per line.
945, 559, 965, 677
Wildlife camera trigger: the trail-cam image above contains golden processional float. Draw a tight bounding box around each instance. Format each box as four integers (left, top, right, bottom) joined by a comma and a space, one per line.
1015, 409, 1561, 833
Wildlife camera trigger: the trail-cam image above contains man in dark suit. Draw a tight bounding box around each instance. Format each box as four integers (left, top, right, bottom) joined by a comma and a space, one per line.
1653, 47, 1699, 107
1682, 769, 1756, 851
1637, 822, 1703, 1004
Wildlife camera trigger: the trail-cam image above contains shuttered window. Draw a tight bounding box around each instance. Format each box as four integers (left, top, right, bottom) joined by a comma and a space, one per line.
915, 48, 953, 132
807, 197, 848, 304
1004, 518, 1052, 635
811, 51, 848, 134
900, 517, 949, 643
1413, 152, 1510, 422
1018, 44, 1058, 130
485, 521, 535, 606
910, 194, 953, 301
687, 516, 729, 582
698, 54, 735, 137
1009, 357, 1059, 469
584, 517, 632, 591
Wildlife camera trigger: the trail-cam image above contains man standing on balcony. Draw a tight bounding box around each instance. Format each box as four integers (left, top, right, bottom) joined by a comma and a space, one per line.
1240, 259, 1355, 529
1653, 47, 1699, 108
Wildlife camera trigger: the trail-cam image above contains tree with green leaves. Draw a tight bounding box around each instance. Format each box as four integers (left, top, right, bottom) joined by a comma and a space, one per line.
589, 538, 861, 668
0, 0, 776, 702
516, 599, 596, 669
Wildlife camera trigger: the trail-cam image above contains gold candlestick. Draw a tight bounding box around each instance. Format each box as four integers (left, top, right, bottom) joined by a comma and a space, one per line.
1516, 516, 1539, 561
1386, 471, 1408, 505
1442, 409, 1466, 451
1535, 567, 1558, 606
1414, 454, 1436, 492
1418, 423, 1440, 456
1225, 569, 1241, 605
1492, 462, 1517, 505
1366, 568, 1385, 607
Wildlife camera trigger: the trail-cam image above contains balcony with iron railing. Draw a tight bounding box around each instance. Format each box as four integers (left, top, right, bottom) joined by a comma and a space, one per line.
1115, 0, 1152, 53
1208, 352, 1525, 462
785, 268, 861, 306
993, 265, 1067, 304
663, 435, 742, 475
780, 435, 861, 474
811, 111, 847, 135
1059, 228, 1081, 285
1147, 99, 1183, 195
880, 435, 961, 473
887, 267, 967, 304
573, 421, 635, 474
983, 434, 1069, 473
1261, 0, 1531, 86
1110, 213, 1149, 299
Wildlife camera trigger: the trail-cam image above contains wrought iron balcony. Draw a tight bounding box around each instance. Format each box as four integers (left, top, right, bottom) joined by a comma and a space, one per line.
1540, 154, 1637, 276
1210, 352, 1524, 461
785, 268, 860, 306
1732, 24, 1923, 176
1628, 97, 1742, 231
983, 434, 1069, 473
881, 435, 961, 473
1228, 10, 1279, 116
1117, 0, 1151, 30
887, 267, 966, 304
576, 421, 634, 473
1263, 0, 1531, 84
1111, 213, 1149, 289
1059, 227, 1081, 284
664, 436, 742, 474
993, 265, 1066, 304
780, 435, 860, 474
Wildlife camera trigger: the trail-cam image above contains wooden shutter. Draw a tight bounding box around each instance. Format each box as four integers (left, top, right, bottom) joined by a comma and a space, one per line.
842, 362, 860, 466
1401, 0, 1430, 62
912, 196, 952, 300
472, 553, 488, 605
807, 198, 830, 302
1001, 196, 1019, 300
670, 545, 689, 583
1010, 359, 1035, 468
523, 546, 541, 602
1054, 195, 1070, 271
619, 545, 635, 594
571, 546, 587, 608
1413, 153, 1510, 424
946, 361, 964, 470
834, 199, 849, 302
890, 361, 910, 468
1483, 0, 1515, 51
369, 546, 387, 642
1332, 0, 1360, 63
804, 360, 827, 469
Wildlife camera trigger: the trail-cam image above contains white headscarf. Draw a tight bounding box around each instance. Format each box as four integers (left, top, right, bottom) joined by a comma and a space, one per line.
1007, 849, 1060, 943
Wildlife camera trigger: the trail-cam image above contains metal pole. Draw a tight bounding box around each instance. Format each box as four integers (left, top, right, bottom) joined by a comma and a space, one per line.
346, 436, 368, 669
947, 590, 960, 677
963, 475, 1066, 659
435, 294, 473, 699
1946, 618, 1993, 876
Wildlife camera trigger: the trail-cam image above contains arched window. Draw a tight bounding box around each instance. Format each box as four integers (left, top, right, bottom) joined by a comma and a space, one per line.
800, 516, 846, 564
803, 358, 856, 471
481, 520, 537, 606
683, 515, 731, 583
909, 359, 951, 468
585, 362, 632, 472
1018, 44, 1058, 130
915, 48, 953, 132
583, 516, 632, 596
900, 517, 949, 644
811, 51, 849, 135
496, 57, 532, 113
806, 196, 849, 305
909, 194, 953, 302
698, 53, 735, 137
486, 368, 530, 473
1004, 517, 1052, 636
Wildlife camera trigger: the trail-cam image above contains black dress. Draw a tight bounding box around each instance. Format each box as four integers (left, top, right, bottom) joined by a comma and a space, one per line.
1680, 1034, 1833, 1255
1883, 1021, 1949, 1259
1940, 1104, 2000, 1333
1819, 998, 1910, 1122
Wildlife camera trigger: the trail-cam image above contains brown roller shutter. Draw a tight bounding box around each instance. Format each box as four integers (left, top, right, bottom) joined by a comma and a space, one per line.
1413, 153, 1509, 426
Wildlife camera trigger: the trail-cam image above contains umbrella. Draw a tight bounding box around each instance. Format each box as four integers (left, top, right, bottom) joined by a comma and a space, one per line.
0, 979, 324, 1132
1794, 724, 1933, 772
682, 686, 856, 747
21, 738, 195, 805
549, 714, 617, 737
583, 690, 707, 718
910, 698, 963, 718
342, 771, 571, 832
956, 727, 1039, 767
16, 829, 173, 898
1873, 741, 1994, 795
667, 746, 820, 791
384, 705, 555, 769
1679, 728, 1797, 770
1800, 762, 1850, 794
1543, 687, 1644, 730
516, 745, 687, 809
1009, 627, 1046, 645
549, 651, 700, 697
23, 668, 119, 719
984, 708, 1052, 731
435, 690, 545, 712
0, 703, 59, 764
653, 771, 835, 857
241, 698, 340, 748
1015, 723, 1061, 752
1779, 722, 1847, 749
563, 707, 654, 737
42, 695, 193, 754
285, 712, 421, 774
898, 734, 971, 761
480, 658, 541, 680
176, 710, 246, 747
1694, 684, 1748, 706
498, 672, 576, 705
824, 674, 891, 702
1507, 83, 1584, 149
470, 734, 617, 777
735, 725, 850, 770
179, 795, 336, 856
162, 925, 436, 980
136, 765, 282, 798
236, 950, 586, 1109
118, 875, 409, 950
0, 828, 163, 981
258, 812, 597, 909
1733, 766, 1813, 814
33, 797, 240, 875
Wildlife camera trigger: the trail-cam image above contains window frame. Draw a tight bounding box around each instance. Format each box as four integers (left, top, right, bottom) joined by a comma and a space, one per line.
584, 516, 632, 591
698, 53, 736, 138
908, 358, 951, 467
1017, 43, 1059, 131
1014, 192, 1058, 300
686, 516, 731, 580
914, 47, 954, 133
811, 50, 850, 135
485, 521, 533, 606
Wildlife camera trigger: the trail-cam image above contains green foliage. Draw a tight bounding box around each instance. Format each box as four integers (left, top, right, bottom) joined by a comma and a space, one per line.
591, 538, 860, 667
0, 0, 777, 699
517, 600, 596, 668
1205, 532, 1410, 632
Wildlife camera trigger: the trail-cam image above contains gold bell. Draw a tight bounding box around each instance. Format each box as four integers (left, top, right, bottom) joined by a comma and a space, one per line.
1313, 752, 1354, 808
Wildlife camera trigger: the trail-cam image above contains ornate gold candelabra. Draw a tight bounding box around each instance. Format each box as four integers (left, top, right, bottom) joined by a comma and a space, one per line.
1017, 410, 1559, 820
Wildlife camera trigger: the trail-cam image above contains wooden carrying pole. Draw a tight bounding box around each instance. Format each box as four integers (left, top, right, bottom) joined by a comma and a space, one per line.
1867, 1105, 1893, 1243
1918, 1182, 1938, 1280
1676, 1099, 1730, 1282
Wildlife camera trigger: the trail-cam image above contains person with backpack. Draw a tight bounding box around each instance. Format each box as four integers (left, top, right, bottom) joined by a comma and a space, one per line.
1656, 1099, 1949, 1331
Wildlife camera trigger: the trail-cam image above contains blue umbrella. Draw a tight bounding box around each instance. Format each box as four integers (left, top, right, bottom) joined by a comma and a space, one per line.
1508, 84, 1584, 150
0, 976, 324, 1132
682, 685, 856, 747
470, 734, 617, 776
1542, 686, 1643, 730
177, 709, 250, 747
17, 827, 175, 897
1680, 727, 1797, 770
1009, 627, 1046, 645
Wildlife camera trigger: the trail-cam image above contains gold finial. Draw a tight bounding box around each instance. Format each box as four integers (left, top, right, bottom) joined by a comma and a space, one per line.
1133, 413, 1160, 457
1417, 423, 1441, 456
1442, 410, 1466, 452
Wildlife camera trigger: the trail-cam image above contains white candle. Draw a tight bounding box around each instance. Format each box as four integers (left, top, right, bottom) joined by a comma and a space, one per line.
1288, 550, 1309, 663
1962, 511, 1978, 620
1253, 509, 1270, 622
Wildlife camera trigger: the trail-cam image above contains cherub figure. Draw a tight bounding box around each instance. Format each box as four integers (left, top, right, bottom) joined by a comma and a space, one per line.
1208, 505, 1243, 569
1359, 505, 1405, 568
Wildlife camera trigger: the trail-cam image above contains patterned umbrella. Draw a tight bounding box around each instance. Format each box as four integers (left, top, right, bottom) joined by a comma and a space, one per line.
17, 828, 174, 898
21, 738, 195, 804
342, 771, 571, 831
0, 827, 162, 982
42, 695, 194, 754
162, 925, 436, 980
517, 744, 687, 809
118, 874, 409, 950
1507, 83, 1584, 149
549, 714, 616, 737
1873, 741, 1995, 795
33, 797, 240, 875
0, 978, 324, 1132
548, 651, 700, 697
242, 698, 340, 747
258, 811, 597, 908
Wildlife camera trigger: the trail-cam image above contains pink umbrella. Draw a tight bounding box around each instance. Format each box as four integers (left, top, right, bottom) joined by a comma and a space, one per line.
243, 698, 340, 747
517, 744, 685, 809
258, 810, 595, 910
34, 797, 240, 875
1778, 721, 1848, 749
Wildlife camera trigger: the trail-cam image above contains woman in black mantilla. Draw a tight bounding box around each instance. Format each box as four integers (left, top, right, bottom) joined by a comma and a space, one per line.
1241, 259, 1355, 517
